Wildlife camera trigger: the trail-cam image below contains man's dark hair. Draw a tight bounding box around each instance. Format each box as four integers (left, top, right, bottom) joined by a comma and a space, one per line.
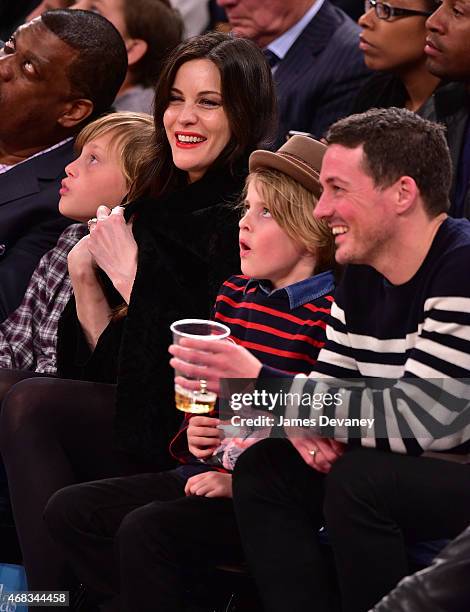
41, 9, 128, 118
124, 0, 183, 88
325, 107, 452, 216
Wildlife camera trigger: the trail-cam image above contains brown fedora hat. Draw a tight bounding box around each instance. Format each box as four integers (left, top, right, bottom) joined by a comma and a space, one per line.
249, 135, 326, 199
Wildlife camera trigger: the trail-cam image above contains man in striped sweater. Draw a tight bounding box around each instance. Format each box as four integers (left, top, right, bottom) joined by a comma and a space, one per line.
170, 108, 470, 612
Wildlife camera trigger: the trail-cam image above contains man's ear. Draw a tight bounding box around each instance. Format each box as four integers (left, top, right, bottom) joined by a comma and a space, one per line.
396, 176, 418, 215
57, 99, 94, 129
126, 38, 148, 67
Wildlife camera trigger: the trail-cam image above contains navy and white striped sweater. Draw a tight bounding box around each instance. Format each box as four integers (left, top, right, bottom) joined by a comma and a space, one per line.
261, 217, 470, 455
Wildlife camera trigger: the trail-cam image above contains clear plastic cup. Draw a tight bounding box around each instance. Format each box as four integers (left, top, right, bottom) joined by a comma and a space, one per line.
170, 319, 230, 414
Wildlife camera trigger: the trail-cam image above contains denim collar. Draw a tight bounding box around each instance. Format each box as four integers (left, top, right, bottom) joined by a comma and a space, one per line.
244, 269, 334, 310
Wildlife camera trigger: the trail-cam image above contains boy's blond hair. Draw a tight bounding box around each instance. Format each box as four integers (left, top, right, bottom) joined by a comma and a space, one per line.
75, 111, 154, 202
76, 112, 154, 320
245, 168, 335, 273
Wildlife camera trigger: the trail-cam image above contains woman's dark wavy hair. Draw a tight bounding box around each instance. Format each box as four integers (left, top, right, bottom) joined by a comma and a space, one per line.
135, 32, 277, 199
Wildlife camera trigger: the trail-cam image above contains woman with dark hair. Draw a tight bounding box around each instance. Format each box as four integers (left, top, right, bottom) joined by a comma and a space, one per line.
354, 0, 441, 113
0, 31, 276, 597
353, 0, 468, 216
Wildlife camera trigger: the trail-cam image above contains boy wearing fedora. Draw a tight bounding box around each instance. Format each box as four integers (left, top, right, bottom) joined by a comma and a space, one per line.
42, 136, 337, 611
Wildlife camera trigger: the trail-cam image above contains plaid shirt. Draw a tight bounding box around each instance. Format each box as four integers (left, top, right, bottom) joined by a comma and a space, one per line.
0, 223, 87, 373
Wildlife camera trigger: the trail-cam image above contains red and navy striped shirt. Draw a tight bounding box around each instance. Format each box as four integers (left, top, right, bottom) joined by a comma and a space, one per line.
170, 270, 335, 475
213, 272, 334, 375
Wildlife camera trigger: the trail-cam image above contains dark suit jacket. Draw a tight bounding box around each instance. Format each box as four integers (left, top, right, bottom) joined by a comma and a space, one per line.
274, 0, 371, 141
0, 139, 75, 321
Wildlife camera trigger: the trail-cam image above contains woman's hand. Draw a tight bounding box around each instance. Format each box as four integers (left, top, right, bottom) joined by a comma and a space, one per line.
87, 205, 138, 304
68, 235, 112, 350
184, 471, 233, 498
169, 338, 262, 395
187, 415, 222, 459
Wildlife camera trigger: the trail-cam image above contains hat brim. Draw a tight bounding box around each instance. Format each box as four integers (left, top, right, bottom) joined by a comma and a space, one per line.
249, 146, 324, 199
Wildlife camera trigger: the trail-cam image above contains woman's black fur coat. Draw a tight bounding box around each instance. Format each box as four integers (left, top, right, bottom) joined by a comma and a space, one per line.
57, 164, 245, 464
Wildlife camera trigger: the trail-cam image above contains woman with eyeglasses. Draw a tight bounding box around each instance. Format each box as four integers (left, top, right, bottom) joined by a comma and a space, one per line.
353, 0, 441, 114
353, 0, 469, 217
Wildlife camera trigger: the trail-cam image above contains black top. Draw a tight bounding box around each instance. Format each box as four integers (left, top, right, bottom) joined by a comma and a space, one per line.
353, 73, 470, 218
57, 163, 246, 463
352, 72, 409, 114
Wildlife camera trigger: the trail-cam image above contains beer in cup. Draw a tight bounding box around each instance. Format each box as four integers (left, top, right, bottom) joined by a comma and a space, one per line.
170, 318, 230, 414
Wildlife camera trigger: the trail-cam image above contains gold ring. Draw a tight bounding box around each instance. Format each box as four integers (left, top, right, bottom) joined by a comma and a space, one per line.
308, 449, 317, 457
87, 217, 98, 232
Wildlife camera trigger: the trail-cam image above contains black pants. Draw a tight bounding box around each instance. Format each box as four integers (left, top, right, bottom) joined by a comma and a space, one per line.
0, 369, 51, 489
44, 470, 244, 612
0, 372, 158, 596
233, 439, 470, 612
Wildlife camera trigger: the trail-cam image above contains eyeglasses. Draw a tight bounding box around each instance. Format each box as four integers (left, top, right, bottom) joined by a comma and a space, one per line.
364, 0, 433, 20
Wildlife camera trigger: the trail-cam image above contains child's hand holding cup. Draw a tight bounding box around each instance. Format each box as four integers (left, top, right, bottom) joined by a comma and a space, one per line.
170, 319, 231, 414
